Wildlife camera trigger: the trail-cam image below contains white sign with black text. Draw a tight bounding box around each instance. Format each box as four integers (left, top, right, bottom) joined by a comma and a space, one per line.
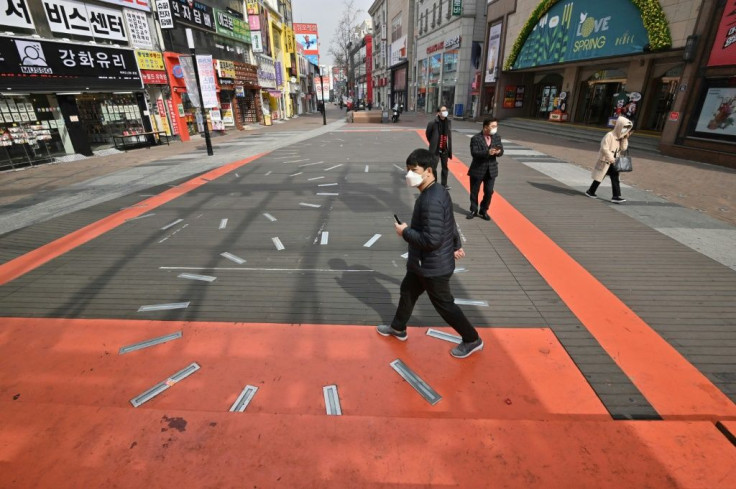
99, 0, 151, 12
42, 0, 128, 42
124, 8, 153, 49
0, 0, 36, 30
155, 0, 174, 29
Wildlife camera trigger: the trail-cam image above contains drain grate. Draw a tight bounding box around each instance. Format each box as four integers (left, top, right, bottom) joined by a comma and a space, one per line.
426, 328, 462, 344
230, 385, 259, 412
130, 362, 200, 407
323, 385, 342, 415
119, 331, 182, 354
390, 359, 442, 405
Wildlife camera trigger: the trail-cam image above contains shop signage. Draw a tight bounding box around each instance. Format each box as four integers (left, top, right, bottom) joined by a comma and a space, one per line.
248, 13, 260, 31
99, 0, 150, 12
452, 0, 462, 16
707, 3, 736, 67
513, 0, 648, 70
668, 111, 679, 122
275, 61, 283, 87
165, 98, 179, 134
178, 55, 201, 106
694, 86, 736, 140
390, 35, 407, 67
285, 26, 295, 54
216, 59, 236, 79
135, 49, 164, 70
141, 70, 168, 84
485, 23, 502, 83
42, 0, 128, 42
246, 2, 259, 15
444, 35, 461, 50
235, 86, 245, 97
213, 7, 251, 43
1, 0, 36, 30
156, 0, 174, 29
256, 55, 276, 88
170, 0, 215, 32
0, 36, 142, 90
221, 102, 234, 125
125, 8, 154, 49
196, 54, 218, 108
251, 32, 264, 53
427, 42, 444, 55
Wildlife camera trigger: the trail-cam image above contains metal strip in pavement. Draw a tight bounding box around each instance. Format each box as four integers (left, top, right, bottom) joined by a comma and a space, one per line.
263, 213, 277, 222
130, 363, 200, 407
426, 329, 462, 344
318, 183, 338, 186
299, 161, 324, 167
138, 302, 190, 312
320, 232, 329, 245
161, 219, 183, 230
178, 273, 217, 282
317, 192, 339, 196
219, 218, 228, 230
365, 165, 369, 172
454, 298, 488, 307
300, 202, 321, 208
220, 252, 246, 264
308, 176, 324, 180
119, 331, 183, 354
390, 359, 442, 405
160, 266, 374, 272
454, 267, 467, 273
325, 164, 343, 171
272, 237, 285, 250
125, 213, 156, 221
230, 385, 259, 412
290, 172, 303, 177
363, 234, 381, 247
323, 385, 342, 415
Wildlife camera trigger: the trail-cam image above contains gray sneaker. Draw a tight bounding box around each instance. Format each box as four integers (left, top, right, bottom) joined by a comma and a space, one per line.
450, 338, 484, 358
376, 324, 408, 341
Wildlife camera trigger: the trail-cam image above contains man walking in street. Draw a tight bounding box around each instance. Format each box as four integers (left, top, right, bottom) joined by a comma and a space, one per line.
426, 106, 453, 189
377, 148, 484, 359
467, 118, 504, 220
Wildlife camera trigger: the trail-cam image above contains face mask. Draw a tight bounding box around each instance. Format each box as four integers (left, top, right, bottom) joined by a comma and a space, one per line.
621, 127, 629, 134
405, 169, 424, 187
490, 128, 498, 135
441, 111, 448, 118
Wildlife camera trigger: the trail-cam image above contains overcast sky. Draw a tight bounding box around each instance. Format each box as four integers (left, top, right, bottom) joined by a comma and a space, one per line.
291, 0, 374, 65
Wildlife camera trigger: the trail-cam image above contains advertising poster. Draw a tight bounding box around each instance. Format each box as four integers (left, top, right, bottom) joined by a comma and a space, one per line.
294, 23, 319, 64
707, 1, 736, 67
196, 54, 218, 109
485, 23, 502, 83
503, 85, 516, 108
694, 86, 736, 140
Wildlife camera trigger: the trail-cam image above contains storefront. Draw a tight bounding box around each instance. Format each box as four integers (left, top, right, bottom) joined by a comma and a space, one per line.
416, 33, 470, 116
233, 61, 262, 127
0, 35, 143, 166
256, 54, 277, 125
135, 49, 174, 138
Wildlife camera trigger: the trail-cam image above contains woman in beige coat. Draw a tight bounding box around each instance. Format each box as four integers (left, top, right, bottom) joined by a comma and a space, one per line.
585, 116, 633, 203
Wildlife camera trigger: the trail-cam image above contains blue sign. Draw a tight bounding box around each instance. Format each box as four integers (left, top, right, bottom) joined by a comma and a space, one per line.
513, 0, 649, 69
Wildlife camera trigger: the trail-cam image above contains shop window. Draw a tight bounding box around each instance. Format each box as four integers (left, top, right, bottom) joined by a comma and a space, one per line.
0, 95, 62, 169
76, 94, 145, 148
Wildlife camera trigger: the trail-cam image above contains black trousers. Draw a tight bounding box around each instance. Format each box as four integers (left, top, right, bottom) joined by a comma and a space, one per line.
390, 271, 479, 343
432, 152, 449, 186
588, 166, 621, 197
469, 175, 496, 214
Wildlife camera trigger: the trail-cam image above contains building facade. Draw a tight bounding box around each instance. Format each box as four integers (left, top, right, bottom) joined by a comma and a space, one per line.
369, 0, 389, 109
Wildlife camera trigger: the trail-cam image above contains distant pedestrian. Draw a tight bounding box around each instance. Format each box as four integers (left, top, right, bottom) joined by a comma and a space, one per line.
426, 105, 453, 188
585, 116, 633, 203
377, 148, 483, 359
467, 118, 503, 220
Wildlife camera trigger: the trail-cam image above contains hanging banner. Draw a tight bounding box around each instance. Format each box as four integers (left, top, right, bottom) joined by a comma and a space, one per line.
294, 23, 319, 62
178, 55, 201, 108
485, 23, 502, 83
707, 2, 736, 67
513, 0, 648, 69
0, 36, 142, 90
251, 32, 264, 53
125, 8, 154, 49
42, 0, 128, 42
1, 0, 36, 29
196, 54, 218, 108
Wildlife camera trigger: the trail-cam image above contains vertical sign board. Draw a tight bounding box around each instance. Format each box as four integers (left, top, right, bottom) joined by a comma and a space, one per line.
707, 1, 736, 67
294, 23, 319, 65
196, 54, 218, 108
485, 23, 502, 83
452, 0, 462, 16
125, 8, 154, 49
155, 0, 174, 29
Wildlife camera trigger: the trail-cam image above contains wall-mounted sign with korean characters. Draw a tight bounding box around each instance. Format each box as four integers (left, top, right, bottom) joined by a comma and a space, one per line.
125, 8, 154, 49
0, 36, 143, 91
170, 0, 215, 32
1, 0, 36, 30
42, 0, 128, 42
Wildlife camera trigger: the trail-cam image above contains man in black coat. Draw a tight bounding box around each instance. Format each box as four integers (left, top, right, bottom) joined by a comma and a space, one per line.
467, 118, 504, 220
377, 148, 483, 359
425, 105, 453, 188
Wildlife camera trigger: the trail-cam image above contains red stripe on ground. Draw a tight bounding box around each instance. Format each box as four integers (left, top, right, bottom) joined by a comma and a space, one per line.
417, 129, 736, 419
0, 154, 265, 286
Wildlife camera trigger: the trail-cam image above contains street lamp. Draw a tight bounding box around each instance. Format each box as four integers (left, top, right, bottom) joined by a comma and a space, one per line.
185, 28, 213, 156
319, 67, 327, 126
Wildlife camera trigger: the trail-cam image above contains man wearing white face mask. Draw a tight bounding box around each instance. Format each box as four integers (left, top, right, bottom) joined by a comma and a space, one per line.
377, 149, 484, 359
467, 118, 504, 220
426, 106, 453, 189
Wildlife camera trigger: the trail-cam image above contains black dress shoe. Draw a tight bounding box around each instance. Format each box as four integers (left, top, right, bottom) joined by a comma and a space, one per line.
466, 211, 476, 219
479, 212, 491, 221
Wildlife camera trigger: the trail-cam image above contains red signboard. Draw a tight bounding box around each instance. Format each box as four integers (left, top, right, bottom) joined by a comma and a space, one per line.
708, 1, 736, 67
141, 70, 168, 84
294, 23, 319, 58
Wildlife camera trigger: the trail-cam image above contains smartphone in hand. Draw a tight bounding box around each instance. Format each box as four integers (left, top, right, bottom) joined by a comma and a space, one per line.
394, 214, 402, 225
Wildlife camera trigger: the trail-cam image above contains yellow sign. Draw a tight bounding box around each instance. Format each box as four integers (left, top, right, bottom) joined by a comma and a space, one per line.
135, 50, 165, 71
246, 2, 259, 15
217, 59, 236, 79
285, 27, 295, 53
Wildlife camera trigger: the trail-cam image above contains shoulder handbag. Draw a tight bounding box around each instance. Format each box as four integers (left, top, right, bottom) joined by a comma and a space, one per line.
614, 149, 633, 172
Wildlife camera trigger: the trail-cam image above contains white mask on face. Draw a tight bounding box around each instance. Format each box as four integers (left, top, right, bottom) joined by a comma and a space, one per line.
621, 127, 630, 134
405, 169, 424, 187
490, 128, 498, 135
441, 111, 449, 118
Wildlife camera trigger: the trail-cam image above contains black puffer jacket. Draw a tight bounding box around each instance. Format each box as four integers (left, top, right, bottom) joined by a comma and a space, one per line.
402, 182, 461, 277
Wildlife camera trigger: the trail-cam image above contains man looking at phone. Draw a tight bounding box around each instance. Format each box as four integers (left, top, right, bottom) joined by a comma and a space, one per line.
426, 106, 453, 189
377, 148, 483, 359
467, 118, 504, 220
